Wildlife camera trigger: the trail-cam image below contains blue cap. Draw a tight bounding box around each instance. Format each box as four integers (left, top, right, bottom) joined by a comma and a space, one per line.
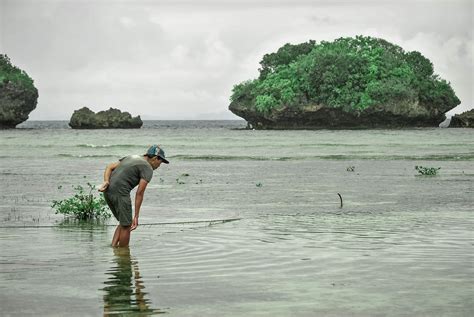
146, 145, 169, 164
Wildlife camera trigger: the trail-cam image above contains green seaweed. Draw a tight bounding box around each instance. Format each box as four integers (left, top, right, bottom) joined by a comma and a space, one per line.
415, 165, 441, 176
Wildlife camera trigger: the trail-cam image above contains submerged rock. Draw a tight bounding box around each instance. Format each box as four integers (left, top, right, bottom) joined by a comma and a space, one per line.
69, 107, 143, 129
449, 109, 474, 128
0, 55, 38, 129
229, 36, 460, 129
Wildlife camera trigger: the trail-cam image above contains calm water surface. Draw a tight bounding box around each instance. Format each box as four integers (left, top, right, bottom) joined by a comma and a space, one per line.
1, 121, 473, 316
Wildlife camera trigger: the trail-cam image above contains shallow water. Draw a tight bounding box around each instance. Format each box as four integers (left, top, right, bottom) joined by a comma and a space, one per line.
1, 121, 473, 316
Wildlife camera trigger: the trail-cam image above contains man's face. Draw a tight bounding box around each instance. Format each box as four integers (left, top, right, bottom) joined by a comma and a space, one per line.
151, 157, 162, 170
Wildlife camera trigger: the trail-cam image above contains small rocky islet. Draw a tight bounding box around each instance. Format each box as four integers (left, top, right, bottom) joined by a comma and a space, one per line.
68, 107, 143, 129
449, 109, 474, 128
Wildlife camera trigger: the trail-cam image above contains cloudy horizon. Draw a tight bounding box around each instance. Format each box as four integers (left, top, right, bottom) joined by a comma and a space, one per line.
1, 0, 472, 120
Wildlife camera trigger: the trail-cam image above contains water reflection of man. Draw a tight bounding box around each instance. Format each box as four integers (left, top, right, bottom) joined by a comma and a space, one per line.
102, 247, 162, 316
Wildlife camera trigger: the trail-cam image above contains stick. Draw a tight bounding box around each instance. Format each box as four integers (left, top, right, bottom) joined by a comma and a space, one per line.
337, 193, 343, 208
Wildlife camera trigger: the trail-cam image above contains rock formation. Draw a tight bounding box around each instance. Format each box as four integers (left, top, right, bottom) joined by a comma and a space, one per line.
229, 36, 460, 129
449, 109, 474, 128
69, 107, 143, 129
230, 101, 451, 129
0, 55, 38, 129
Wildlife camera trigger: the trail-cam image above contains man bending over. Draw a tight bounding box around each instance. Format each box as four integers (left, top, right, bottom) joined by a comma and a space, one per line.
99, 145, 169, 247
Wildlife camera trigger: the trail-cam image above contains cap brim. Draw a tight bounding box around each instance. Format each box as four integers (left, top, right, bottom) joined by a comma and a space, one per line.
159, 156, 169, 164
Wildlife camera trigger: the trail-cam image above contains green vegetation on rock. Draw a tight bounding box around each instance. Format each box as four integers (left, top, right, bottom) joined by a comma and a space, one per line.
0, 55, 38, 128
229, 36, 460, 128
0, 54, 35, 91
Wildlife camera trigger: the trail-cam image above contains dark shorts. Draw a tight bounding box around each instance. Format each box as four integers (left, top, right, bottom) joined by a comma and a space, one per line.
104, 192, 132, 226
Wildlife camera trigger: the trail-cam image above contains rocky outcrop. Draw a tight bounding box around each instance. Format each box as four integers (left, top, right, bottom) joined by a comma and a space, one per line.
0, 82, 38, 129
449, 109, 474, 128
0, 55, 38, 129
69, 107, 143, 129
228, 36, 460, 129
230, 100, 449, 129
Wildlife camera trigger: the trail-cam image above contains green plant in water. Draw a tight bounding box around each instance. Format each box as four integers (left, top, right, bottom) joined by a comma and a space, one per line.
415, 165, 441, 176
52, 182, 111, 220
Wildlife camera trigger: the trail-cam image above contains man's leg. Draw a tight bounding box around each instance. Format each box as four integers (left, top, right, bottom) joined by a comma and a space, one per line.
118, 225, 131, 247
111, 225, 121, 247
112, 196, 133, 247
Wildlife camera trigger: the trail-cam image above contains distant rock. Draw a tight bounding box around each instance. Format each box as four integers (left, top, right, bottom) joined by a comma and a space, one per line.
449, 109, 474, 128
69, 107, 143, 129
0, 55, 38, 129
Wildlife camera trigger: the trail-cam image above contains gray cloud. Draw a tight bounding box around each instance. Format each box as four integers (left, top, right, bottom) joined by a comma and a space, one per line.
1, 0, 472, 119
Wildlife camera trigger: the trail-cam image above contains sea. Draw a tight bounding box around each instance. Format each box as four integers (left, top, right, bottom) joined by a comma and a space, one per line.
1, 120, 473, 316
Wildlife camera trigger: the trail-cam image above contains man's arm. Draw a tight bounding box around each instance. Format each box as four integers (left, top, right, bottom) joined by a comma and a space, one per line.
131, 178, 148, 231
98, 161, 120, 192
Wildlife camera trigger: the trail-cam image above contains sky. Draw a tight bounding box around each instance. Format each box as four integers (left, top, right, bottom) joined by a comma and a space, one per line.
0, 0, 472, 120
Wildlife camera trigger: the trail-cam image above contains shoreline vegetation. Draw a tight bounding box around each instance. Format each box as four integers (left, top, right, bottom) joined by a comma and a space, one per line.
229, 36, 461, 129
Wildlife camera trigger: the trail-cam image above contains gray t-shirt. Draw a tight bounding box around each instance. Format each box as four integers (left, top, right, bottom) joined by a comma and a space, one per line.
107, 155, 153, 196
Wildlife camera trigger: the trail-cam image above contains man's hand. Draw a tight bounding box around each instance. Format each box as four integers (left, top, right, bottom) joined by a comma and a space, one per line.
98, 181, 109, 192
131, 216, 139, 231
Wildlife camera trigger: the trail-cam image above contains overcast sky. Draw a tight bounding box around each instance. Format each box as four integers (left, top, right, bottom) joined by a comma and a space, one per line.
1, 0, 472, 120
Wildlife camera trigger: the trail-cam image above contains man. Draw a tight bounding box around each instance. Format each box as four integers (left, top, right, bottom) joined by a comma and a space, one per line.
98, 145, 169, 247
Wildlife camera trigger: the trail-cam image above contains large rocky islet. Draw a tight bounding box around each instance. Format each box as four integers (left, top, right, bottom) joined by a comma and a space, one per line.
229, 36, 462, 129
